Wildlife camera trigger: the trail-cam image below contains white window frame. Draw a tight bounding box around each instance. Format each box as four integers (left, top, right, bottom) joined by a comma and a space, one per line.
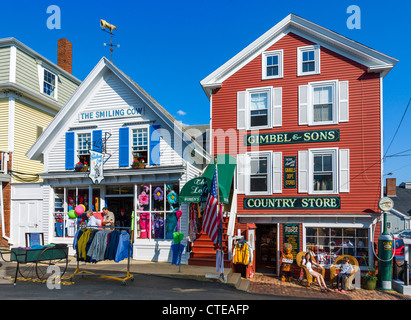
246, 151, 272, 196
308, 147, 338, 195
246, 86, 272, 130
262, 50, 283, 80
76, 131, 92, 162
37, 64, 59, 100
297, 45, 320, 76
129, 124, 150, 166
308, 80, 338, 126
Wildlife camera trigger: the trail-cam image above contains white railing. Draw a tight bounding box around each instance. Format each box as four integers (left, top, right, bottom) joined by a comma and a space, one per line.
226, 188, 237, 260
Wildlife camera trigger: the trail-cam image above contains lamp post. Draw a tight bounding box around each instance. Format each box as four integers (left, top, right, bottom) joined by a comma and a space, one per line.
377, 197, 394, 290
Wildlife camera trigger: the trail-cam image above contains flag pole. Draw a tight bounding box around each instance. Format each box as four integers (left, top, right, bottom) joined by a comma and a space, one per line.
214, 157, 224, 281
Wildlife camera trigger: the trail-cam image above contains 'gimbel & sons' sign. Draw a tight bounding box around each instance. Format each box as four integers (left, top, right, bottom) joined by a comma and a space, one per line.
244, 196, 341, 210
245, 129, 339, 146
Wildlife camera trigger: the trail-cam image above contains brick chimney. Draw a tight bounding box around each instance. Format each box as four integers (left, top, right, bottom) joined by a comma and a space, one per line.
57, 38, 72, 74
386, 178, 396, 196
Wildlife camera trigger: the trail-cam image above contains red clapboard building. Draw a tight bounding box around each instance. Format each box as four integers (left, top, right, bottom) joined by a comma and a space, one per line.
200, 14, 398, 277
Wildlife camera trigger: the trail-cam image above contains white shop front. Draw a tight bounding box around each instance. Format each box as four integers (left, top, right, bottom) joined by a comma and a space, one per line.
27, 57, 208, 263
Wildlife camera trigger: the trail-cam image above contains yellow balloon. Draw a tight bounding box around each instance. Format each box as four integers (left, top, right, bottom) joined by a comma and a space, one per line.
81, 204, 86, 211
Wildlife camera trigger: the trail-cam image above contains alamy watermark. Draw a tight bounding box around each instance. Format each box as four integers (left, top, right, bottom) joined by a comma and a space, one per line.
347, 5, 361, 30
46, 265, 61, 289
47, 5, 61, 30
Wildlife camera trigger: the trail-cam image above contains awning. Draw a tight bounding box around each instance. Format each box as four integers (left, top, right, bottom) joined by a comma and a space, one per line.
179, 154, 236, 204
179, 177, 210, 203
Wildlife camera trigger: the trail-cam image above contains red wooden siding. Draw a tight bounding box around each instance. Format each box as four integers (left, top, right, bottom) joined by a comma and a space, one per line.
211, 32, 381, 215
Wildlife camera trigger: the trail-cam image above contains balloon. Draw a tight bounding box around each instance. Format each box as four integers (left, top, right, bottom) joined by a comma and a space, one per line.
75, 205, 85, 216
81, 204, 86, 211
67, 209, 77, 219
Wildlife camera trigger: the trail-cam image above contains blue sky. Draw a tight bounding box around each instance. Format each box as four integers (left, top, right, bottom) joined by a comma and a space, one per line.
3, 0, 411, 185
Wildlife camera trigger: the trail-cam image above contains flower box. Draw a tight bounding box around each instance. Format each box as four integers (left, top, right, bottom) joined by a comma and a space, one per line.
132, 158, 147, 169
132, 163, 146, 169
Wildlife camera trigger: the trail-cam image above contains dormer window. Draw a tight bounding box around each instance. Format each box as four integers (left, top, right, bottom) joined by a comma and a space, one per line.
43, 69, 56, 97
37, 62, 59, 100
262, 50, 283, 80
297, 45, 320, 76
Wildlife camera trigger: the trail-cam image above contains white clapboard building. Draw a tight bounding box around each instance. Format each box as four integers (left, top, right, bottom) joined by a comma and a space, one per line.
27, 57, 209, 262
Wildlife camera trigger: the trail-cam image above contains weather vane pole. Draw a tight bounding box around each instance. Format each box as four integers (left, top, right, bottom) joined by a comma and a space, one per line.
100, 19, 120, 63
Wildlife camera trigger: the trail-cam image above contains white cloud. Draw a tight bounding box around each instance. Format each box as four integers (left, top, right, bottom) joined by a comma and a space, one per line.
177, 110, 187, 116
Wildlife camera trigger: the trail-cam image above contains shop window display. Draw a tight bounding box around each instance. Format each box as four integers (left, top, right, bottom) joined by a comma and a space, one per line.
53, 187, 101, 239
305, 227, 369, 267
136, 183, 180, 240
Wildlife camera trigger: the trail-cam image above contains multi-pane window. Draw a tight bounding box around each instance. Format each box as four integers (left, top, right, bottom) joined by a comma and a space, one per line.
298, 45, 320, 76
77, 133, 91, 155
313, 86, 333, 123
262, 50, 283, 80
136, 183, 180, 240
267, 55, 279, 76
249, 154, 269, 193
250, 92, 269, 128
132, 128, 148, 163
77, 133, 91, 165
313, 153, 334, 192
306, 227, 369, 267
43, 69, 56, 97
302, 50, 315, 73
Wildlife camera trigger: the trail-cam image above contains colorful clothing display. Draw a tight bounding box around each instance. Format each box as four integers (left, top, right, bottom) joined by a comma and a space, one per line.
74, 228, 131, 263
232, 239, 252, 265
171, 243, 185, 266
166, 212, 177, 239
153, 215, 164, 238
139, 212, 152, 239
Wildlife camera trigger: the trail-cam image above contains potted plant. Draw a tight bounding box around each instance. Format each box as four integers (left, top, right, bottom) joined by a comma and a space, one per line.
132, 158, 146, 169
362, 268, 378, 290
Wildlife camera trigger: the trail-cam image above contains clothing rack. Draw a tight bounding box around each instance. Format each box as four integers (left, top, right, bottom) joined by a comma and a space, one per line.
71, 224, 134, 285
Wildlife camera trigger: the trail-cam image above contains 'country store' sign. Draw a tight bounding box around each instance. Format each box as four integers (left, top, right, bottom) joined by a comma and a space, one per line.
245, 129, 339, 146
244, 197, 341, 209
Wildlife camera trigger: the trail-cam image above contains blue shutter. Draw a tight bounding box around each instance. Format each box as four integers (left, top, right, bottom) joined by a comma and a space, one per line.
119, 127, 130, 167
65, 131, 75, 170
150, 124, 161, 165
92, 130, 103, 153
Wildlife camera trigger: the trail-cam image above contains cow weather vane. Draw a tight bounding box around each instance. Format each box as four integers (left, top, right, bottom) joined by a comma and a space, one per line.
100, 19, 120, 63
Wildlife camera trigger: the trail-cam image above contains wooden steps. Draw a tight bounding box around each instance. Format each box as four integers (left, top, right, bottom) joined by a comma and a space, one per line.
188, 216, 231, 268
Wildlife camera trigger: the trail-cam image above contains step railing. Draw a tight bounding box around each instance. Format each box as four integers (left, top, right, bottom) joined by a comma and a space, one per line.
226, 188, 237, 261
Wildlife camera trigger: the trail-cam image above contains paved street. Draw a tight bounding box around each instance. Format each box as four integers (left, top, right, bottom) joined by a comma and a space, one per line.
0, 257, 410, 302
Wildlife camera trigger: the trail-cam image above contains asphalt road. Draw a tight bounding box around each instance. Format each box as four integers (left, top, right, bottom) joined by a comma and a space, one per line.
0, 273, 281, 300
0, 272, 310, 316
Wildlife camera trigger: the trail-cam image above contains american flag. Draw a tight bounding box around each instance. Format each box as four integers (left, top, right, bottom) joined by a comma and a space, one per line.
202, 166, 220, 246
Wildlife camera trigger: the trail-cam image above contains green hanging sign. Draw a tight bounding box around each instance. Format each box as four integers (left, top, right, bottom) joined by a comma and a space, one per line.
244, 129, 340, 146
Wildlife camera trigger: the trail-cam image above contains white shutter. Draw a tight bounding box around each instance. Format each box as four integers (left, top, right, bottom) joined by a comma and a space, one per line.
236, 153, 249, 194
299, 85, 308, 125
339, 81, 349, 122
298, 150, 308, 193
339, 149, 350, 192
272, 87, 282, 127
272, 152, 282, 193
237, 91, 246, 130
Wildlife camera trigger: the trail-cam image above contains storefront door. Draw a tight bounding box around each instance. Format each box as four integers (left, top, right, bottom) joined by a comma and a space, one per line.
105, 196, 134, 227
256, 224, 277, 274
